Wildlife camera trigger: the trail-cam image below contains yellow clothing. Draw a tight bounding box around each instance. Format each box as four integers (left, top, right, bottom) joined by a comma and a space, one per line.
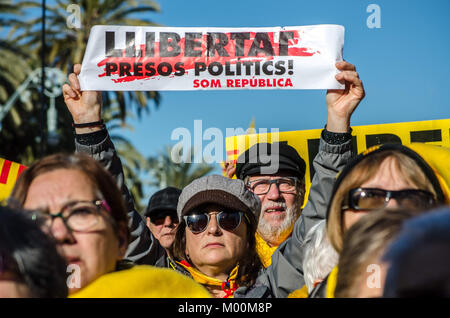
69, 265, 210, 298
255, 232, 279, 268
406, 143, 450, 203
325, 266, 338, 298
288, 284, 308, 298
177, 261, 239, 298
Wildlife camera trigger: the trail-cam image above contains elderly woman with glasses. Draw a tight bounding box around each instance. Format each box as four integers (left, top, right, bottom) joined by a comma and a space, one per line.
170, 174, 264, 298
306, 143, 450, 298
9, 153, 211, 297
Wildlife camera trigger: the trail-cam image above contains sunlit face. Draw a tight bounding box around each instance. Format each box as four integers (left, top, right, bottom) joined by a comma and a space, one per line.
23, 168, 127, 294
146, 211, 179, 250
0, 271, 31, 298
343, 157, 419, 230
184, 204, 248, 279
248, 172, 302, 245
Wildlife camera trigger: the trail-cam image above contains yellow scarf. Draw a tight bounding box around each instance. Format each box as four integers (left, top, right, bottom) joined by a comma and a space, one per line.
177, 260, 239, 298
288, 284, 309, 298
255, 232, 279, 268
326, 266, 338, 298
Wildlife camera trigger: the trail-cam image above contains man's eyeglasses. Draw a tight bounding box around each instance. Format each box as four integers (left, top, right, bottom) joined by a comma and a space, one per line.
247, 177, 298, 195
183, 210, 246, 234
29, 200, 110, 233
342, 188, 436, 211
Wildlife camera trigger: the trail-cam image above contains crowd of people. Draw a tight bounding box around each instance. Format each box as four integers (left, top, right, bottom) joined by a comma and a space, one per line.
1, 60, 450, 298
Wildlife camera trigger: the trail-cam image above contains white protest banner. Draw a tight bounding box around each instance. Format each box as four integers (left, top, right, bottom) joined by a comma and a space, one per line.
79, 24, 345, 91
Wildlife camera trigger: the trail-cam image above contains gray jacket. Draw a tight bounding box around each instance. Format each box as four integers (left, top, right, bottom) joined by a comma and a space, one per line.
75, 134, 165, 264
75, 129, 352, 296
235, 136, 353, 298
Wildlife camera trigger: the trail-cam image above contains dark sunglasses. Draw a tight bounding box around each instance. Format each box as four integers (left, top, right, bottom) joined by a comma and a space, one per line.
342, 188, 436, 211
183, 210, 245, 234
150, 212, 179, 226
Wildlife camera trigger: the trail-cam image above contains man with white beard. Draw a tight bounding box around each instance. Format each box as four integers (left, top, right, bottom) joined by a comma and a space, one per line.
224, 60, 365, 271
231, 142, 307, 268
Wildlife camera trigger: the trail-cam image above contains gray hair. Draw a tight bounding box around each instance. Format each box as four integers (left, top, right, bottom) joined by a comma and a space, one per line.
303, 220, 339, 293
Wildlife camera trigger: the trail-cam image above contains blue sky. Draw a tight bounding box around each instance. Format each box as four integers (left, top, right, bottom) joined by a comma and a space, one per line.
121, 0, 450, 148
118, 0, 450, 198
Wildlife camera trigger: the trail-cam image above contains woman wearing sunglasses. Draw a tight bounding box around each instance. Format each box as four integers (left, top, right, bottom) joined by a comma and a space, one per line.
306, 142, 450, 298
9, 153, 211, 297
171, 174, 263, 298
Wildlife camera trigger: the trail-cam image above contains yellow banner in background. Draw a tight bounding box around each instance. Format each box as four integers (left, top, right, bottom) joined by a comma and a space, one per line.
0, 158, 27, 202
225, 118, 450, 205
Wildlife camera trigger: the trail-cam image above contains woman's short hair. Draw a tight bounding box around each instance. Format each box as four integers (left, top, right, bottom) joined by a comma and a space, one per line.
0, 205, 68, 297
10, 153, 130, 243
327, 150, 438, 252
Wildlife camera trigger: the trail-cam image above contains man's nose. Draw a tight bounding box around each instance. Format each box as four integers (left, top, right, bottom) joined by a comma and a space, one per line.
163, 215, 176, 227
266, 182, 281, 200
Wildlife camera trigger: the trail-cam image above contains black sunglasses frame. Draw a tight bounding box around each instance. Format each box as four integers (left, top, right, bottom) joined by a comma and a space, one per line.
342, 187, 436, 211
183, 210, 245, 234
29, 199, 111, 233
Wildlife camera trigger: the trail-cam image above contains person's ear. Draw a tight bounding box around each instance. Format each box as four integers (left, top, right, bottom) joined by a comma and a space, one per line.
146, 217, 152, 229
313, 279, 324, 288
297, 181, 306, 206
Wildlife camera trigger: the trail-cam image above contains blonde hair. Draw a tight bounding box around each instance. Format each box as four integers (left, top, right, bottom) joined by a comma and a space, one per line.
327, 150, 437, 253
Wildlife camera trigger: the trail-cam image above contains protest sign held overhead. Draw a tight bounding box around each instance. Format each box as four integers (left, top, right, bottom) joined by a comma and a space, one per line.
79, 24, 345, 91
225, 118, 450, 207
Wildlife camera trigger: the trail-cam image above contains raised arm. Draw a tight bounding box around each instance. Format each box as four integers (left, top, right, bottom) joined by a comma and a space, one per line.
301, 60, 365, 234
62, 64, 164, 264
261, 61, 365, 297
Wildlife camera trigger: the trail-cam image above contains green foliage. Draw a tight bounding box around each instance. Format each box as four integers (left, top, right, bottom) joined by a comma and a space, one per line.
147, 145, 215, 190
0, 0, 162, 205
13, 0, 162, 119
